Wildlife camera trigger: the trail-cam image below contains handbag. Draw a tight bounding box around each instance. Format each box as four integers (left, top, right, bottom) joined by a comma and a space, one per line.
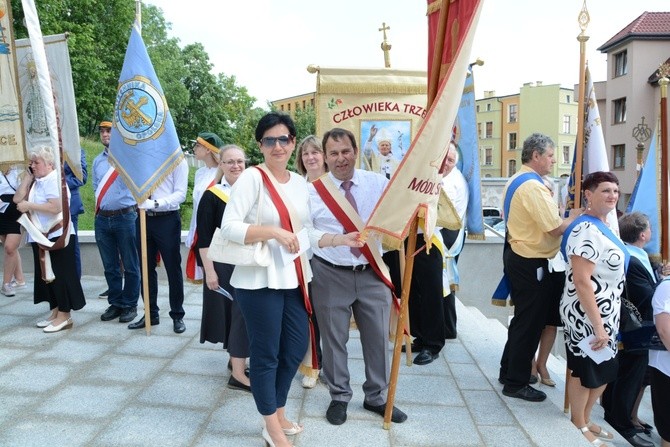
206, 178, 272, 267
618, 283, 667, 352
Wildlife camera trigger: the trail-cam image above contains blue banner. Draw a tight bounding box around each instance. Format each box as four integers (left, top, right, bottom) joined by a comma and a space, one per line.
109, 23, 183, 202
626, 129, 659, 256
455, 67, 484, 239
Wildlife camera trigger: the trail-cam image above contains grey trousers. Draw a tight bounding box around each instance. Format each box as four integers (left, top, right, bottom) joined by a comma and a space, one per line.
311, 258, 391, 406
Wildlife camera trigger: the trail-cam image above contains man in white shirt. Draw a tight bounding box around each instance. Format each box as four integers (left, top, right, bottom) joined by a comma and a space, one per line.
309, 127, 407, 426
440, 144, 469, 339
128, 158, 189, 333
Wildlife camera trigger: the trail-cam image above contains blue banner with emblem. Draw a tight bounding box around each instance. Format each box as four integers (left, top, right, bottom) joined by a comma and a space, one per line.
109, 23, 183, 203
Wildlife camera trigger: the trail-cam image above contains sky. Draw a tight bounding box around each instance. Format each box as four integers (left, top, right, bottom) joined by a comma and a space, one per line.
146, 0, 670, 107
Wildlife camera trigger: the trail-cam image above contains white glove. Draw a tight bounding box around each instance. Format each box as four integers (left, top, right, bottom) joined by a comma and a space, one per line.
138, 199, 153, 209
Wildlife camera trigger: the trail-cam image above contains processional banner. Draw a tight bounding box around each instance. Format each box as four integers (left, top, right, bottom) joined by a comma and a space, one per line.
314, 67, 427, 177
0, 1, 26, 168
15, 33, 82, 179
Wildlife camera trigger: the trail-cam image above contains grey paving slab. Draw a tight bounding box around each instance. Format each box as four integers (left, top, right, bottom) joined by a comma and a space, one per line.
137, 372, 225, 409
462, 390, 518, 426
35, 384, 134, 419
94, 406, 209, 447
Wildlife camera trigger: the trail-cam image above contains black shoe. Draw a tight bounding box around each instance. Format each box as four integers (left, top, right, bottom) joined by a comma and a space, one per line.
227, 375, 251, 392
119, 307, 137, 323
413, 349, 439, 365
127, 316, 159, 329
326, 401, 348, 425
624, 434, 655, 447
101, 305, 123, 321
98, 289, 109, 299
400, 342, 423, 353
363, 401, 408, 423
502, 385, 546, 402
173, 318, 186, 333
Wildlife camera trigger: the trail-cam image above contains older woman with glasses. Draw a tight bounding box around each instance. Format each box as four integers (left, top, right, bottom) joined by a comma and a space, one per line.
198, 144, 251, 393
14, 146, 86, 332
221, 112, 362, 447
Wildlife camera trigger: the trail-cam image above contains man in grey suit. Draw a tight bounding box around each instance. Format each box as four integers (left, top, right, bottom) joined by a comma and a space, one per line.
309, 127, 407, 426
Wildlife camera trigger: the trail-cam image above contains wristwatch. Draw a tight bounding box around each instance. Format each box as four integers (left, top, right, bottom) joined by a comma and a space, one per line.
154, 200, 159, 209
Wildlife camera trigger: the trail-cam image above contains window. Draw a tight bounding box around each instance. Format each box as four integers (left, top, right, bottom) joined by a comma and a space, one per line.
287, 103, 291, 111
485, 122, 493, 138
508, 159, 517, 176
302, 100, 306, 109
563, 115, 571, 133
310, 98, 315, 107
486, 103, 491, 112
476, 104, 480, 113
508, 132, 517, 150
508, 104, 518, 123
563, 145, 571, 164
280, 104, 284, 111
614, 50, 628, 77
477, 122, 482, 138
566, 95, 571, 103
612, 144, 625, 169
614, 98, 626, 124
485, 148, 492, 165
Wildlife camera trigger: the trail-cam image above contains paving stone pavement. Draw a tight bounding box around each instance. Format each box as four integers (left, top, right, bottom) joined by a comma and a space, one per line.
0, 275, 661, 447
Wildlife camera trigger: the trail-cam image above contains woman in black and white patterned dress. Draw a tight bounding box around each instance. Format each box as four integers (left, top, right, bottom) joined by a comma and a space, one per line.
560, 171, 626, 446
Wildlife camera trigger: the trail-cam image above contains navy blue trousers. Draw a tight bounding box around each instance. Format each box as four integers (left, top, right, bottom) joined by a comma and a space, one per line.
235, 287, 308, 415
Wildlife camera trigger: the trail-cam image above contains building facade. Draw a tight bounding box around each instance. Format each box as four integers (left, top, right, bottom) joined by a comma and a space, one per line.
476, 83, 578, 179
597, 11, 670, 201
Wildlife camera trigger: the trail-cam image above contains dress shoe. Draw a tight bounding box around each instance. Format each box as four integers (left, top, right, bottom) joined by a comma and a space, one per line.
624, 434, 655, 447
502, 385, 546, 402
173, 318, 186, 333
413, 349, 438, 365
36, 318, 55, 328
227, 375, 251, 392
400, 342, 423, 353
363, 401, 408, 423
281, 421, 304, 436
326, 400, 348, 425
119, 307, 137, 323
127, 316, 159, 329
43, 318, 73, 333
100, 305, 123, 321
528, 374, 538, 385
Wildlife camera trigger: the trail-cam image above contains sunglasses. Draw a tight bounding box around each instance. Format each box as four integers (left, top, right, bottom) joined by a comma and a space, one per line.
260, 135, 293, 148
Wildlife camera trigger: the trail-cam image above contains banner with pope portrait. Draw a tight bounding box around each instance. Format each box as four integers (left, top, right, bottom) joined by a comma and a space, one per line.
312, 67, 427, 179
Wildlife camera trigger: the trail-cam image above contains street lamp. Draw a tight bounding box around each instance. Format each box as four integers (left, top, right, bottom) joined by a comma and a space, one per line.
632, 116, 651, 175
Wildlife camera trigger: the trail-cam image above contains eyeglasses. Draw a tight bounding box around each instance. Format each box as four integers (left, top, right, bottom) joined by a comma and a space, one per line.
260, 135, 293, 148
221, 159, 246, 166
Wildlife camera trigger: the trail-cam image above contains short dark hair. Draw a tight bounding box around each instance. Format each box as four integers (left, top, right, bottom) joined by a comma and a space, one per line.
322, 128, 358, 152
255, 112, 296, 142
582, 171, 619, 192
521, 133, 555, 164
618, 211, 650, 244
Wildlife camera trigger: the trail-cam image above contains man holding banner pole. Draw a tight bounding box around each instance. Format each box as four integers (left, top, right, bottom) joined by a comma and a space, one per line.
309, 128, 407, 426
497, 133, 580, 402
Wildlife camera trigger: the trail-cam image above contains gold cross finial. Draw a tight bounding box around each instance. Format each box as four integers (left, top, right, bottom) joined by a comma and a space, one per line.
379, 22, 392, 68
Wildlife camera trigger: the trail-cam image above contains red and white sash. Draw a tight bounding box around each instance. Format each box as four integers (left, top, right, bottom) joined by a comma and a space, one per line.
95, 166, 119, 214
